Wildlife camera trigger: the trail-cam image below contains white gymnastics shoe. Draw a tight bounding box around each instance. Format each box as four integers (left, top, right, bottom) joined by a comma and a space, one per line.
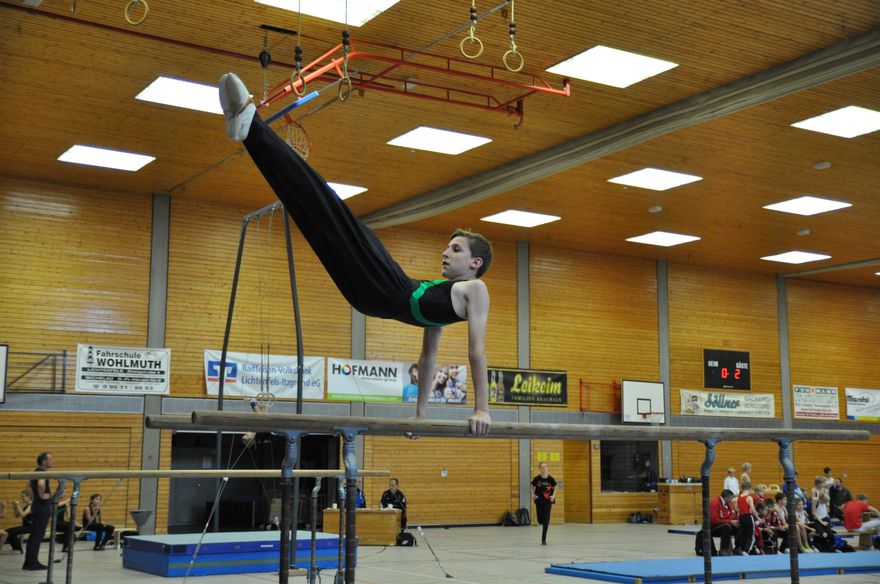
218, 72, 256, 141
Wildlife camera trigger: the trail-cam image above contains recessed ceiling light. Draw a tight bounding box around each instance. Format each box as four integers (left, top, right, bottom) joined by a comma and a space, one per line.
327, 182, 367, 200
480, 210, 560, 228
608, 168, 702, 191
254, 0, 401, 26
791, 106, 880, 138
761, 251, 831, 264
546, 45, 678, 88
626, 231, 700, 247
58, 145, 155, 171
135, 76, 223, 114
875, 272, 880, 277
387, 126, 491, 155
763, 195, 852, 216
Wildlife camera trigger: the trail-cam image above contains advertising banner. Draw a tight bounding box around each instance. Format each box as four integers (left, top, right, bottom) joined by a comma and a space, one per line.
327, 358, 403, 403
490, 367, 568, 406
75, 344, 170, 394
204, 350, 324, 399
845, 387, 880, 421
792, 385, 839, 420
680, 389, 774, 418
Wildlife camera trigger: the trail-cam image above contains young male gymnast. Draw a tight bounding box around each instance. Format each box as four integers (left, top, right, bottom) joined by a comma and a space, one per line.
219, 73, 492, 436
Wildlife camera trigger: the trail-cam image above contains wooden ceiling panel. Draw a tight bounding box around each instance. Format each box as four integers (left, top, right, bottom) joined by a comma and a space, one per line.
0, 0, 878, 287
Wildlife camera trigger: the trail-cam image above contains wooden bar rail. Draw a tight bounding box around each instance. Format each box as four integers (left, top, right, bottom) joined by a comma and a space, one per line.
144, 411, 871, 442
0, 469, 390, 480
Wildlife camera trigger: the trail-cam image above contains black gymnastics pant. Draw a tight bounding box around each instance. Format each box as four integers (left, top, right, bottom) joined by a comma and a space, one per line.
243, 115, 416, 322
87, 523, 115, 547
23, 502, 51, 568
535, 500, 552, 542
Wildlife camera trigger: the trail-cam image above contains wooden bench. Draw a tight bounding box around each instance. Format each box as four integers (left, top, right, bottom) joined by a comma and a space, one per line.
113, 528, 139, 549
834, 530, 877, 550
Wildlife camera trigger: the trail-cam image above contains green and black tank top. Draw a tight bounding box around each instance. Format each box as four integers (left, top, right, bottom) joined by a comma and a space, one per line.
402, 279, 466, 328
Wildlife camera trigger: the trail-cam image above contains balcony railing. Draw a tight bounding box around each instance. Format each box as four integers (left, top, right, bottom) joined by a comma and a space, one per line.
6, 350, 68, 393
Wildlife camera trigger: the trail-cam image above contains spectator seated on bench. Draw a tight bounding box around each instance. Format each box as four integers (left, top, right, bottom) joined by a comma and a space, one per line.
843, 494, 880, 550
708, 489, 738, 556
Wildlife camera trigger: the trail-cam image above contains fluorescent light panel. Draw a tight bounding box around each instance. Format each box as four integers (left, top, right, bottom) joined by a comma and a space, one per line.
136, 76, 223, 114
58, 145, 155, 171
626, 231, 700, 247
608, 168, 702, 191
327, 182, 367, 200
791, 106, 880, 138
546, 45, 678, 88
761, 251, 831, 264
481, 210, 560, 228
387, 126, 491, 155
255, 0, 400, 26
763, 195, 851, 216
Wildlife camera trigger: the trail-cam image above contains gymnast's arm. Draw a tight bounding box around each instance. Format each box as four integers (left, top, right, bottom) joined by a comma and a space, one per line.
465, 280, 491, 437
415, 327, 442, 419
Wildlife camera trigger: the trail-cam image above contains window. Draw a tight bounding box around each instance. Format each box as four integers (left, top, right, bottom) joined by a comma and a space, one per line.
600, 441, 658, 492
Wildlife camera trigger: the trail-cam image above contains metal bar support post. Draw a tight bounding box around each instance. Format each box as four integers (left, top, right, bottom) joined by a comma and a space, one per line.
777, 439, 799, 584
700, 440, 717, 584
279, 431, 304, 584
338, 428, 365, 584
64, 478, 82, 584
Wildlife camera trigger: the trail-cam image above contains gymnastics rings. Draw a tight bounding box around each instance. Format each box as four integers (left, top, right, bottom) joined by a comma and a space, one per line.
503, 49, 524, 72
459, 35, 484, 59
124, 0, 149, 25
291, 72, 307, 97
337, 76, 353, 102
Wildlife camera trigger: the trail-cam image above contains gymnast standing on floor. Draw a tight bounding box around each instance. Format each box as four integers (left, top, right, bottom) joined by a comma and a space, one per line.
218, 72, 492, 436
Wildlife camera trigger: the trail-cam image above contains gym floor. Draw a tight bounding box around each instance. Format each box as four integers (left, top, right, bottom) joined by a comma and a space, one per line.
0, 523, 876, 584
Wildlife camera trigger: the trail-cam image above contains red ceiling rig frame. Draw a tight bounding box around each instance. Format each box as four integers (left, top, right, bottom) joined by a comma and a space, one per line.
258, 38, 570, 127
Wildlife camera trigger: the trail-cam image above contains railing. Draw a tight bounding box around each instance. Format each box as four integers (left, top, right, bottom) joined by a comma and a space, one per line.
579, 379, 621, 413
5, 350, 68, 392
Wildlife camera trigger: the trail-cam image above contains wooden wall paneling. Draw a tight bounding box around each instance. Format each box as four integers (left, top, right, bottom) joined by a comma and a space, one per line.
0, 178, 152, 389
563, 440, 590, 523
787, 279, 880, 418
530, 247, 659, 412
793, 438, 880, 505
668, 264, 781, 417
0, 412, 144, 531
165, 197, 351, 396
362, 435, 517, 526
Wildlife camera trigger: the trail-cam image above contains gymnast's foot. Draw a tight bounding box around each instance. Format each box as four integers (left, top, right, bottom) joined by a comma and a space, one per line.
218, 72, 256, 141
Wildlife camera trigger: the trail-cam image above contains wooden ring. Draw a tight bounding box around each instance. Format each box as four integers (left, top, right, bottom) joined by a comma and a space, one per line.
503, 49, 524, 72
459, 35, 484, 59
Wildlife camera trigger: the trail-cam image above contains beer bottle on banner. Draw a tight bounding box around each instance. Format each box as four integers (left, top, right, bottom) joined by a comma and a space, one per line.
489, 370, 497, 402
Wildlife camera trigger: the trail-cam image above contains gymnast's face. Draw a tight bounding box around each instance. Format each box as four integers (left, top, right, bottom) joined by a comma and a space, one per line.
441, 236, 480, 280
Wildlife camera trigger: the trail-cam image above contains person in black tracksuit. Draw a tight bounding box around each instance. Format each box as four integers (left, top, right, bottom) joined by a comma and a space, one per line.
219, 72, 495, 436
23, 452, 56, 571
380, 478, 407, 530
531, 462, 557, 545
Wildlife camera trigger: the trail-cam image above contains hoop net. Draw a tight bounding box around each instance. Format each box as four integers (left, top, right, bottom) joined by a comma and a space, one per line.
284, 121, 311, 160
640, 412, 664, 424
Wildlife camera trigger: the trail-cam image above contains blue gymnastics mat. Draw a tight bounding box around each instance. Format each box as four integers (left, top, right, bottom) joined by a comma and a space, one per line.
123, 530, 344, 577
546, 551, 880, 583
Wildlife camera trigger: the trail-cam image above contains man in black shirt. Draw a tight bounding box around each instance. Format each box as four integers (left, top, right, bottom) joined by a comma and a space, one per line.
380, 478, 407, 530
829, 478, 853, 520
23, 452, 55, 571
